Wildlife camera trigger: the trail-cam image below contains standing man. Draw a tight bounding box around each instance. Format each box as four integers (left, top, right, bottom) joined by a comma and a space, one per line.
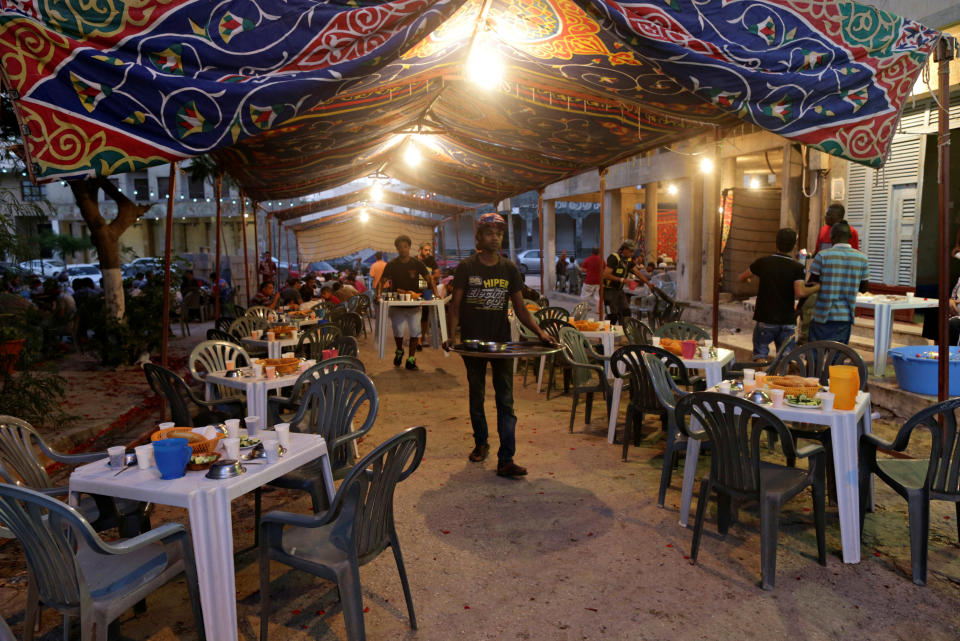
258, 251, 277, 288
556, 251, 569, 291
737, 228, 819, 360
369, 251, 387, 289
808, 221, 870, 344
443, 213, 555, 478
815, 204, 859, 254
418, 242, 440, 348
377, 235, 438, 370
602, 239, 651, 324
579, 247, 603, 307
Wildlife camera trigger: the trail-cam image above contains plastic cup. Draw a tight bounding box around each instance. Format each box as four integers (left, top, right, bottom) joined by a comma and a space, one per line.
704, 339, 713, 348
225, 360, 235, 371
263, 435, 281, 464
905, 291, 914, 300
108, 446, 126, 468
817, 391, 835, 411
158, 422, 175, 430
244, 416, 260, 438
755, 372, 767, 387
252, 363, 264, 378
224, 418, 241, 439
223, 437, 241, 460
652, 337, 661, 347
251, 329, 262, 339
274, 423, 291, 449
769, 388, 785, 408
265, 365, 276, 379
717, 381, 731, 394
681, 340, 697, 359
743, 380, 757, 394
743, 368, 756, 382
266, 331, 275, 341
134, 444, 155, 470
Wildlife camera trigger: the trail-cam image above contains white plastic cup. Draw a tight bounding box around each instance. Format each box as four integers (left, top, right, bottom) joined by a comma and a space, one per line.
717, 381, 732, 394
225, 360, 235, 371
108, 446, 126, 468
252, 363, 264, 378
743, 368, 756, 382
652, 337, 661, 347
817, 391, 835, 411
224, 419, 241, 439
251, 329, 262, 339
244, 415, 260, 438
704, 339, 713, 348
769, 388, 785, 408
263, 435, 281, 464
274, 423, 291, 449
134, 444, 155, 470
304, 359, 317, 370
223, 437, 241, 460
265, 365, 276, 379
158, 421, 175, 430
266, 331, 276, 341
905, 291, 915, 300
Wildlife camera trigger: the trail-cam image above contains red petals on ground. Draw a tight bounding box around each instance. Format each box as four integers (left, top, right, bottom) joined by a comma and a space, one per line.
291, 609, 301, 615
441, 529, 450, 534
363, 607, 370, 613
585, 607, 598, 612
464, 605, 471, 610
666, 543, 673, 548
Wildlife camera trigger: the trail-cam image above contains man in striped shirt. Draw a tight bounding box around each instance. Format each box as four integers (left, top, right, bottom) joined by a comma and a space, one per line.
808, 221, 869, 344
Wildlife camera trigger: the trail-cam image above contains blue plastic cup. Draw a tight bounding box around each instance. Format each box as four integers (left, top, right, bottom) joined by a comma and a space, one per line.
153, 438, 191, 480
422, 289, 433, 301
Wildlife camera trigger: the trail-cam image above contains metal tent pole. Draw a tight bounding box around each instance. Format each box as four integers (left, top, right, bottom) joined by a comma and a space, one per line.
161, 163, 177, 368
598, 170, 606, 319
240, 193, 250, 307
537, 189, 545, 293
213, 174, 222, 320
936, 37, 955, 402
712, 132, 721, 344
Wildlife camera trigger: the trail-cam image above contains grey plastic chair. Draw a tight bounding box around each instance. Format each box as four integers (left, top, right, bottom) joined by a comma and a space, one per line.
143, 363, 245, 427
188, 340, 251, 400
572, 302, 590, 321
675, 392, 827, 590
642, 354, 689, 506
266, 356, 366, 426
539, 318, 574, 398
0, 416, 152, 539
246, 305, 279, 321
0, 484, 204, 641
206, 327, 243, 347
558, 327, 611, 433
534, 306, 570, 324
331, 335, 360, 358
622, 317, 653, 345
859, 397, 960, 585
334, 311, 365, 338
228, 315, 269, 340
295, 324, 343, 360
259, 426, 426, 641
354, 293, 375, 333
654, 321, 710, 341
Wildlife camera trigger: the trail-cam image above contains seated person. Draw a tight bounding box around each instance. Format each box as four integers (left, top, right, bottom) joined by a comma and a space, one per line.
320, 285, 341, 305
279, 277, 303, 305
251, 281, 280, 309
332, 281, 357, 300
180, 270, 201, 294
208, 272, 230, 301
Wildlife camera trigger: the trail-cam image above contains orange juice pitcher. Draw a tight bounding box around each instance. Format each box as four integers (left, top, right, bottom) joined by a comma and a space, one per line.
829, 365, 859, 410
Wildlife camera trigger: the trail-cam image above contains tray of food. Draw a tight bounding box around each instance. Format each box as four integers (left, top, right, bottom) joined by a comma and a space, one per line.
784, 393, 822, 409
449, 341, 562, 359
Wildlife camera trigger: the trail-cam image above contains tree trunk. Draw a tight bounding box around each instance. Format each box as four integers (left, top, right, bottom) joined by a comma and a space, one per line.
70, 178, 151, 321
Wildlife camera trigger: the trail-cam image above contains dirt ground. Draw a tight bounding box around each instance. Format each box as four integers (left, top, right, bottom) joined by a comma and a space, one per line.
1, 323, 959, 641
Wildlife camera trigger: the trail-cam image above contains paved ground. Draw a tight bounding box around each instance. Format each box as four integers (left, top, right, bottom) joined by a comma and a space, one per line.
1, 319, 959, 641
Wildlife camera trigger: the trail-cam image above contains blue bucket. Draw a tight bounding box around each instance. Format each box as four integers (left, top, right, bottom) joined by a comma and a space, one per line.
887, 345, 960, 396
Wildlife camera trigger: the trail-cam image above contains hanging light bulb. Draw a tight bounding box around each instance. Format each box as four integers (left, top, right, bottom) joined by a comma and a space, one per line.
699, 157, 714, 174
370, 180, 384, 201
359, 209, 370, 223
667, 183, 678, 196
404, 139, 421, 167
466, 35, 503, 90
749, 177, 760, 189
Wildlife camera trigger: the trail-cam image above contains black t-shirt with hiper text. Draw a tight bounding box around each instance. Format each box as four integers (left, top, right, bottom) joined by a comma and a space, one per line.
453, 255, 523, 342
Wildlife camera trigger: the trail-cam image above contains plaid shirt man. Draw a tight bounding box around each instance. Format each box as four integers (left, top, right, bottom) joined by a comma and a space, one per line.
810, 243, 869, 324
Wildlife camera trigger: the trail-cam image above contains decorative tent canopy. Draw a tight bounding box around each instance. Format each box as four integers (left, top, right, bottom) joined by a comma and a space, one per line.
272, 187, 473, 222
0, 0, 941, 203
291, 205, 440, 258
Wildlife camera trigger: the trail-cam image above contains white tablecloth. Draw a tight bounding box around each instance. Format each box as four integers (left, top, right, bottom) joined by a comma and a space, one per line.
855, 295, 938, 375
205, 370, 301, 419
606, 348, 734, 443
677, 389, 873, 564
375, 299, 449, 359
69, 433, 335, 641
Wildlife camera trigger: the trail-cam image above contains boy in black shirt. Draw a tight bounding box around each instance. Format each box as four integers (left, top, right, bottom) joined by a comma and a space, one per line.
377, 235, 437, 370
737, 228, 819, 359
443, 213, 555, 477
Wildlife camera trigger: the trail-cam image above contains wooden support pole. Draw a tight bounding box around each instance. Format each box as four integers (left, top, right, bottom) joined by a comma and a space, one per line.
213, 174, 222, 320
240, 192, 250, 306
160, 163, 177, 368
712, 131, 721, 344
598, 171, 606, 319
537, 189, 545, 292
936, 38, 954, 402
266, 213, 274, 285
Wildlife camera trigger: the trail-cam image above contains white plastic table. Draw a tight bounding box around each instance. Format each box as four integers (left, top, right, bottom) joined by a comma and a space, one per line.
606, 348, 734, 443
241, 335, 299, 359
205, 369, 301, 420
855, 295, 938, 375
538, 326, 624, 392
676, 389, 873, 564
69, 432, 334, 641
375, 298, 449, 359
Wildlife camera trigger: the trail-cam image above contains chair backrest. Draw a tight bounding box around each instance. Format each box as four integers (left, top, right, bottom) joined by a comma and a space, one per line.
535, 306, 569, 323
228, 316, 269, 339
182, 289, 203, 310
143, 363, 196, 427
334, 312, 363, 337
246, 305, 278, 322
327, 426, 426, 564
283, 357, 366, 408
206, 328, 242, 346
572, 302, 590, 321
327, 304, 348, 321
675, 392, 799, 495
344, 295, 360, 312
0, 484, 92, 611
296, 325, 343, 360
654, 321, 709, 341
521, 299, 540, 312
763, 335, 797, 373
610, 345, 658, 412
892, 397, 960, 497
536, 295, 549, 308
538, 318, 573, 342
622, 317, 653, 345
773, 340, 867, 390
354, 293, 372, 318
641, 354, 687, 413
0, 415, 54, 489
215, 316, 234, 333
330, 335, 359, 358
558, 327, 601, 387
289, 368, 379, 472
188, 340, 251, 381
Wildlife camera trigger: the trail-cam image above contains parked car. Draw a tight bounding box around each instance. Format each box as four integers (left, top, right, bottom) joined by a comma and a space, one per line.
59, 263, 102, 289
514, 249, 541, 275
122, 257, 163, 277
18, 258, 65, 276
0, 262, 31, 281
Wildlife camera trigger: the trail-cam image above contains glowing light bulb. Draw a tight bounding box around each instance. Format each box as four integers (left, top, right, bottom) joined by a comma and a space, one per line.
466, 45, 503, 90
750, 177, 760, 189
667, 184, 678, 196
699, 157, 714, 174
404, 142, 421, 167
370, 181, 384, 200
359, 210, 370, 223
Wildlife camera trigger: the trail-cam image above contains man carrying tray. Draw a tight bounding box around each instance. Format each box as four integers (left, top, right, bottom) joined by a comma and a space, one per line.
443, 213, 556, 478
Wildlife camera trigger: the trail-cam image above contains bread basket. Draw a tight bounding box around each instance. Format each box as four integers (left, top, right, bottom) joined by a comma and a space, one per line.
257, 357, 301, 375
151, 427, 223, 455
763, 376, 821, 397
271, 325, 297, 339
